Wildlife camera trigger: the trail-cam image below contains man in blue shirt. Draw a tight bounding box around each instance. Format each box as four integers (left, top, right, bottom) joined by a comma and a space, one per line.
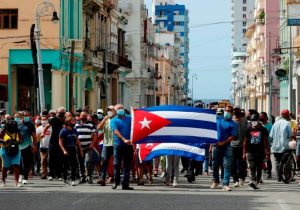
110, 104, 133, 190
211, 106, 238, 191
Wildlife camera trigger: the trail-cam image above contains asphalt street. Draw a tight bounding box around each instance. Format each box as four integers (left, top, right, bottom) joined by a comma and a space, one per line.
0, 173, 300, 210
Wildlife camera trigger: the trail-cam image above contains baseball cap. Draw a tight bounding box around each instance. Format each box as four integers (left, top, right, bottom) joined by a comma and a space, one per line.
281, 109, 290, 117
107, 105, 115, 111
97, 109, 104, 114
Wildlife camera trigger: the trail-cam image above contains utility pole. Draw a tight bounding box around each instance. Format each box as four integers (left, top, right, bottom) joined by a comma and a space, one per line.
69, 40, 75, 112
268, 32, 272, 122
288, 26, 294, 113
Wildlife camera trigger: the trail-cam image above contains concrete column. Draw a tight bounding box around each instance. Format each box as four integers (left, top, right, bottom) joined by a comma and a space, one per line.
51, 70, 65, 110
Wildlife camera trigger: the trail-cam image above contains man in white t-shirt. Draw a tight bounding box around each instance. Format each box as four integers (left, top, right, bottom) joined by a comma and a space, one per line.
36, 115, 52, 179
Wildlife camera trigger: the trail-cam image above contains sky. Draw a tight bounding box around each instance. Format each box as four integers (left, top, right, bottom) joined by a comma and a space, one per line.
145, 0, 232, 101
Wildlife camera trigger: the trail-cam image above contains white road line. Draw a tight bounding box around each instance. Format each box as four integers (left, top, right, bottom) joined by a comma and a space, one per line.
277, 199, 291, 210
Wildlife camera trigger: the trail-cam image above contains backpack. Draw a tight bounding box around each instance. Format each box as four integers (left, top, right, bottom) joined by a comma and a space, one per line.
5, 132, 19, 156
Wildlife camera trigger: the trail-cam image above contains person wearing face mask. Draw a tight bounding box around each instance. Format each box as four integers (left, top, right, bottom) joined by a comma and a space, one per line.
97, 105, 115, 186
211, 106, 238, 192
259, 112, 273, 179
43, 107, 66, 181
243, 114, 270, 190
110, 104, 134, 190
231, 106, 248, 187
75, 111, 97, 184
16, 110, 37, 185
269, 109, 295, 182
36, 115, 52, 179
59, 117, 83, 186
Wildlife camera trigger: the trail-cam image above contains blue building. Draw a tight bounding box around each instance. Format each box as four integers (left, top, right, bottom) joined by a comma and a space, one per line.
154, 2, 190, 92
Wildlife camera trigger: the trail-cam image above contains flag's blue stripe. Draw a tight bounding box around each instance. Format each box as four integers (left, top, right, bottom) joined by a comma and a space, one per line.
166, 119, 216, 130
137, 136, 218, 144
140, 105, 216, 114
143, 149, 205, 162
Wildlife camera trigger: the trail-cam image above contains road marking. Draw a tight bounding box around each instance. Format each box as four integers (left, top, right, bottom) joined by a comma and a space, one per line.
277, 199, 291, 210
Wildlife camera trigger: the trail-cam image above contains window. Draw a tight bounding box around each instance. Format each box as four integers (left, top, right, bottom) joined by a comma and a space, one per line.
155, 63, 159, 72
243, 0, 247, 4
243, 14, 246, 19
0, 9, 18, 29
159, 11, 164, 16
242, 21, 246, 26
243, 29, 247, 34
243, 7, 246, 11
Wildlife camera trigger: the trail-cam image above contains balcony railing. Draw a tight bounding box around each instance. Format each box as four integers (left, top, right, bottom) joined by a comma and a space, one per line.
119, 55, 132, 69
62, 39, 83, 54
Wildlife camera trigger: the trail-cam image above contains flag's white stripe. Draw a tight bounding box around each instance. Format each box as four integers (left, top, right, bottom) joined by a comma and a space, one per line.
152, 143, 205, 156
151, 111, 216, 123
150, 127, 217, 139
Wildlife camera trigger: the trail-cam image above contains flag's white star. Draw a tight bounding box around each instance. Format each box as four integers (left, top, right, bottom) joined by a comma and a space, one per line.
139, 117, 152, 129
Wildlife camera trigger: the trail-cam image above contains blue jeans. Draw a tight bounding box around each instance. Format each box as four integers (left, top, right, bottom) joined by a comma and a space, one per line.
204, 144, 210, 173
100, 146, 113, 180
212, 144, 232, 186
113, 145, 133, 186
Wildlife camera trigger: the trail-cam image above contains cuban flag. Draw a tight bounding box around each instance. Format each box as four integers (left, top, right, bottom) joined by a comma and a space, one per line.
138, 143, 206, 163
131, 105, 217, 144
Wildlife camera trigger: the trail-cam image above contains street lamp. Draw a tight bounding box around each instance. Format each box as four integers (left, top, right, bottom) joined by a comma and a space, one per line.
35, 1, 59, 112
191, 73, 197, 107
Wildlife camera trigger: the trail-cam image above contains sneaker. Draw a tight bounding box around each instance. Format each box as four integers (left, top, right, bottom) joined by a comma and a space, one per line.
58, 178, 63, 181
239, 180, 244, 186
173, 180, 178, 187
1, 182, 6, 187
233, 182, 239, 187
222, 185, 232, 191
79, 177, 86, 184
71, 181, 76, 186
87, 176, 93, 184
16, 183, 22, 188
122, 185, 134, 190
18, 175, 23, 183
210, 182, 219, 189
112, 184, 118, 189
97, 180, 106, 186
41, 176, 47, 180
160, 172, 165, 179
48, 176, 53, 181
22, 179, 28, 185
249, 181, 259, 190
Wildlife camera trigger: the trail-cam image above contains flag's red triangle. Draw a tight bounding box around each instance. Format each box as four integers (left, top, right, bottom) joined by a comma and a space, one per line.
132, 109, 171, 143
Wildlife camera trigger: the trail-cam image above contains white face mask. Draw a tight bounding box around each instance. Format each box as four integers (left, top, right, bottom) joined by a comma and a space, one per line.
41, 120, 48, 127
107, 111, 113, 117
251, 121, 259, 127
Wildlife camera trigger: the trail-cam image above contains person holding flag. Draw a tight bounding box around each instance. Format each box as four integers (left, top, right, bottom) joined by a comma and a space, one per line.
110, 104, 134, 190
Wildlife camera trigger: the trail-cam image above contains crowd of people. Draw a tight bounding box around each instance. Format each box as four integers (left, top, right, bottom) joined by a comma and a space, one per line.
0, 105, 299, 192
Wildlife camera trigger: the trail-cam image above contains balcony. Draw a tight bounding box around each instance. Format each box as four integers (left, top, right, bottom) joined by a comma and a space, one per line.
254, 0, 265, 18
156, 15, 168, 21
119, 55, 132, 69
174, 15, 185, 22
62, 39, 83, 54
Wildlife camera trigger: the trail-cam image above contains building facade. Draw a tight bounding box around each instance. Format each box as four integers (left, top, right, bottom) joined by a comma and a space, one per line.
0, 0, 61, 113
153, 0, 189, 96
231, 0, 255, 107
240, 0, 280, 117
